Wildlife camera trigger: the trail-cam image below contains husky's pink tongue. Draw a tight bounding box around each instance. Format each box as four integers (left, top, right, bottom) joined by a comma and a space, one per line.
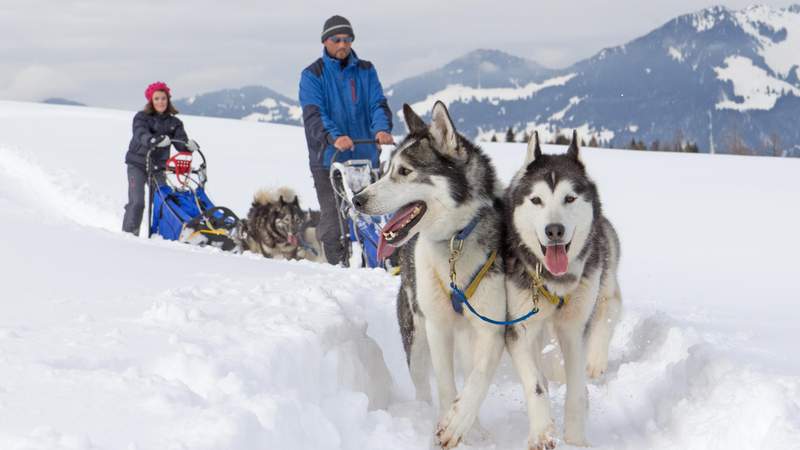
377, 203, 419, 260
377, 238, 397, 260
287, 234, 299, 246
544, 245, 568, 275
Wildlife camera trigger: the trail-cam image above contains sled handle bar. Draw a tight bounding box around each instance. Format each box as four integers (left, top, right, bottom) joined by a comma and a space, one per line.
144, 141, 207, 171
331, 139, 396, 165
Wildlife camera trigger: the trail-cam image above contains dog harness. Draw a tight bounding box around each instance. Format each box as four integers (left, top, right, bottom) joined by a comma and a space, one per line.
436, 216, 569, 325
527, 263, 569, 309
432, 217, 528, 325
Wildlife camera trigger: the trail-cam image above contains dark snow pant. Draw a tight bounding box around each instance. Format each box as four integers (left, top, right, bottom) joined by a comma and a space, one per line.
311, 168, 346, 265
122, 164, 164, 236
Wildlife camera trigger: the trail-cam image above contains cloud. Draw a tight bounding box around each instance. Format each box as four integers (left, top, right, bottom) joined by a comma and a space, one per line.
1, 0, 797, 108
0, 65, 78, 101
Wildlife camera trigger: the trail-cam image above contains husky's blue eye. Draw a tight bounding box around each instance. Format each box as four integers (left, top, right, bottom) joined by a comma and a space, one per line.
531, 196, 542, 205
565, 195, 576, 204
398, 167, 412, 176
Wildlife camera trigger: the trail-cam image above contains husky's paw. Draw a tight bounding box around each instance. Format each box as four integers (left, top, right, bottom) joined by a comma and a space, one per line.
586, 354, 608, 379
528, 433, 557, 449
434, 399, 476, 449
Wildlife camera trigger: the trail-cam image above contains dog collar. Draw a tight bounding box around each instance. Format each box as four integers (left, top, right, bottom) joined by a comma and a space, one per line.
455, 215, 481, 241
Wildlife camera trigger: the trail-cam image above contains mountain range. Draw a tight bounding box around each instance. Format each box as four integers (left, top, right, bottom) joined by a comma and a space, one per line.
173, 4, 800, 156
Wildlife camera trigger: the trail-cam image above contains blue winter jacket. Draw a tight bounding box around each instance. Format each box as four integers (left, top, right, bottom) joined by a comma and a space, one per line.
299, 49, 392, 169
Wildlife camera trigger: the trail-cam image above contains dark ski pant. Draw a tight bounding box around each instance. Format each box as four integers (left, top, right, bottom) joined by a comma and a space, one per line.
122, 164, 164, 236
311, 168, 346, 265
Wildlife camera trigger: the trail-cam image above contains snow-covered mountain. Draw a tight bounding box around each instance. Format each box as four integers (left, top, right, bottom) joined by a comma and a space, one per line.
165, 5, 800, 156
387, 5, 800, 156
173, 85, 302, 126
1, 100, 799, 448
42, 97, 86, 107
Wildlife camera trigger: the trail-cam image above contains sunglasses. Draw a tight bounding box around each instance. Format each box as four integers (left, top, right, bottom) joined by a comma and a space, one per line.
328, 36, 354, 44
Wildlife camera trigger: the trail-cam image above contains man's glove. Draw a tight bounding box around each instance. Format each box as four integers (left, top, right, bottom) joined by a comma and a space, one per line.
149, 135, 171, 148
186, 139, 200, 152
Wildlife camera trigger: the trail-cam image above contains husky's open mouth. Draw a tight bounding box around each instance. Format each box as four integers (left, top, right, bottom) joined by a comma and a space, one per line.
540, 241, 571, 276
377, 201, 427, 260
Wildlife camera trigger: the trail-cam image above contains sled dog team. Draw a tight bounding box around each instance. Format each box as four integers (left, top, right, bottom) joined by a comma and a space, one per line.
351, 102, 622, 449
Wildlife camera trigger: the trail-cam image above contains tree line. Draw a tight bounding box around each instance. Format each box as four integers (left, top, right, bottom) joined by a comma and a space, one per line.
487, 126, 788, 156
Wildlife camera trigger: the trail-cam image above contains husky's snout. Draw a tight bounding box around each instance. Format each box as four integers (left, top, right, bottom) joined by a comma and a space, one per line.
352, 191, 369, 212
545, 223, 565, 243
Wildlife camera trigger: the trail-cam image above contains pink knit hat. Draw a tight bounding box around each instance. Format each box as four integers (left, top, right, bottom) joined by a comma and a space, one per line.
145, 81, 171, 101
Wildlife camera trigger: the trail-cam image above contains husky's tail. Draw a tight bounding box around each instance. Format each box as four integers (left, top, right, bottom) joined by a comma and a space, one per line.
253, 187, 297, 206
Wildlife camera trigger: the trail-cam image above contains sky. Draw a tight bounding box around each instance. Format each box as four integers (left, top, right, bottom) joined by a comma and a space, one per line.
1, 0, 798, 109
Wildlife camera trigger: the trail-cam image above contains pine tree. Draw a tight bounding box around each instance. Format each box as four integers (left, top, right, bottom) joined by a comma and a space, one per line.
684, 142, 699, 153
767, 132, 782, 157
650, 140, 661, 151
505, 126, 516, 143
554, 134, 570, 145
490, 134, 498, 143
521, 131, 531, 143
588, 136, 599, 148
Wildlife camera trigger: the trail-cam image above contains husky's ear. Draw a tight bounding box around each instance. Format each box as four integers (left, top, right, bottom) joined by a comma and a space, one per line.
525, 131, 542, 165
403, 103, 426, 133
430, 101, 465, 161
279, 195, 287, 205
293, 196, 299, 206
567, 130, 581, 161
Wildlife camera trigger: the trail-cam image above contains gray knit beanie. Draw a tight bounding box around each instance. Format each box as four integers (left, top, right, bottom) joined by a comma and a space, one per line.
321, 15, 354, 43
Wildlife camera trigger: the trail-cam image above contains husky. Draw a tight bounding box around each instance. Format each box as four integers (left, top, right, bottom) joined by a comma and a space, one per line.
504, 131, 622, 448
352, 102, 507, 449
240, 187, 324, 262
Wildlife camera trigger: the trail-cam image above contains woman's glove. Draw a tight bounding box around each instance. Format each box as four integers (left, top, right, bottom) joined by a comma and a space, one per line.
186, 139, 200, 152
149, 135, 171, 148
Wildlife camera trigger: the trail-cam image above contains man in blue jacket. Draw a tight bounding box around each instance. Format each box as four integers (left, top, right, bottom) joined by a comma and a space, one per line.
299, 15, 394, 265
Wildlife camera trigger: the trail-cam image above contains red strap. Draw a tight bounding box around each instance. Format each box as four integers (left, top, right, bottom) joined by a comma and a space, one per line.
166, 152, 193, 186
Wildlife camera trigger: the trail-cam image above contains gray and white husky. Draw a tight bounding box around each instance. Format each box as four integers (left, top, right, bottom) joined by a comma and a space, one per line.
353, 102, 507, 448
504, 132, 622, 448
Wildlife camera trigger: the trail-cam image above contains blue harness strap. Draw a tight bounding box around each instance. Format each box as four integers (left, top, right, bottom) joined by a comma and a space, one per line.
443, 215, 541, 326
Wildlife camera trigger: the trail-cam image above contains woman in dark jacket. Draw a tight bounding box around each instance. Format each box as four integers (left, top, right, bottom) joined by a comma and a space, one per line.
122, 81, 198, 235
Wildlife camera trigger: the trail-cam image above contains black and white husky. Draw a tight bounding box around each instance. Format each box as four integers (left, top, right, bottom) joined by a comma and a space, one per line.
504, 132, 622, 448
353, 102, 507, 448
240, 187, 323, 262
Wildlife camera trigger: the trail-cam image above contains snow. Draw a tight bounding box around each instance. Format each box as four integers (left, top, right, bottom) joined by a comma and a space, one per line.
714, 55, 800, 111
692, 7, 728, 32
548, 96, 584, 121
286, 104, 303, 122
404, 74, 577, 118
627, 124, 639, 133
2, 101, 800, 449
734, 5, 800, 80
258, 97, 278, 109
668, 46, 684, 63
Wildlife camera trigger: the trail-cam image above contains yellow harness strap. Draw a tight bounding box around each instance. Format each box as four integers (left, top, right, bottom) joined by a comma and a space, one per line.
528, 264, 569, 307
434, 250, 497, 301
188, 228, 229, 240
